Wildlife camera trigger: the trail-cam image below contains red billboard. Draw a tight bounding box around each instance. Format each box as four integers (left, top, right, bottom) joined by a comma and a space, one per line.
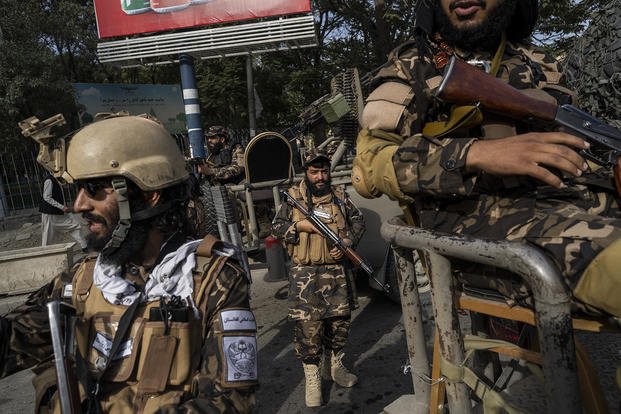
94, 0, 312, 39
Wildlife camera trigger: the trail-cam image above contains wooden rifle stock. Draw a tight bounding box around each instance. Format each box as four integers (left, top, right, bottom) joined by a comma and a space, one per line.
436, 57, 558, 121
436, 56, 621, 196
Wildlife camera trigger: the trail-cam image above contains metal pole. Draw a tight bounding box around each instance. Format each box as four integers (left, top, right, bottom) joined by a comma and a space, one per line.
426, 251, 471, 413
329, 140, 349, 171
272, 185, 282, 212
245, 188, 259, 248
392, 246, 431, 410
246, 55, 256, 139
380, 217, 582, 414
179, 54, 205, 159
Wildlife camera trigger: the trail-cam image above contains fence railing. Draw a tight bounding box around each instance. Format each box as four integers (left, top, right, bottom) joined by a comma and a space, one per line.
0, 150, 77, 219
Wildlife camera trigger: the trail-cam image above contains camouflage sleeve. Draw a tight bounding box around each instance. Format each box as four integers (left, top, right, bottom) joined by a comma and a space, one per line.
0, 272, 70, 377
212, 145, 245, 183
270, 199, 298, 245
342, 192, 365, 245
158, 259, 257, 414
392, 134, 479, 196
357, 43, 479, 199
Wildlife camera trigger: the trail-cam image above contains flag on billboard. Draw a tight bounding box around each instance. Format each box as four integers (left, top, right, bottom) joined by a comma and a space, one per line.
94, 0, 311, 38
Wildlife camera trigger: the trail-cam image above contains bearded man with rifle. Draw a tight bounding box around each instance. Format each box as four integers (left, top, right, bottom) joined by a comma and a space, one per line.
271, 149, 365, 408
354, 0, 621, 320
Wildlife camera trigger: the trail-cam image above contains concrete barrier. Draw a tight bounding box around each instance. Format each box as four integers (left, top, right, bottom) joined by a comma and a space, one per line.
0, 243, 75, 295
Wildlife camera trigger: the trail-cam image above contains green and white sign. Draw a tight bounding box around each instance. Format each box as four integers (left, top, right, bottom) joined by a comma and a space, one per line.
73, 83, 186, 133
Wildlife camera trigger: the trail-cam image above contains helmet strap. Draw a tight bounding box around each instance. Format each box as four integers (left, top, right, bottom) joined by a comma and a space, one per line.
101, 177, 132, 256
132, 200, 175, 221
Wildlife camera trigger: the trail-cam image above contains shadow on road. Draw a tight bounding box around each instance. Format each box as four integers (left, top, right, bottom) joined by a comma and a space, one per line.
255, 280, 414, 414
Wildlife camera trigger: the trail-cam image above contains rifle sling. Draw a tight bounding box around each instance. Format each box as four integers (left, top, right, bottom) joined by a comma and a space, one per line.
75, 297, 142, 414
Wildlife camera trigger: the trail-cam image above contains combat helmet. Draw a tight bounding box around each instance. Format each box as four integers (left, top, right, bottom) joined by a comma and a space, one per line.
66, 114, 188, 190
69, 114, 190, 254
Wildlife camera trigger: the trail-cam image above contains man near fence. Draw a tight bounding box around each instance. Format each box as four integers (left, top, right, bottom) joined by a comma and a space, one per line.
271, 149, 365, 407
39, 172, 87, 251
0, 114, 257, 413
353, 0, 621, 318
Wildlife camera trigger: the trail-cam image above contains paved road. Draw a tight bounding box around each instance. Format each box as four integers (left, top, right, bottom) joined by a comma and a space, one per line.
0, 260, 619, 413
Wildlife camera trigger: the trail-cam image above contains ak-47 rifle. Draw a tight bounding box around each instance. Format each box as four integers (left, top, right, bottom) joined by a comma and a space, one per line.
47, 301, 81, 414
280, 190, 390, 292
435, 56, 621, 193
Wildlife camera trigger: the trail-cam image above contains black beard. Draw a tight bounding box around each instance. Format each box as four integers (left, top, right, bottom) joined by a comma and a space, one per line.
434, 0, 518, 52
84, 198, 150, 266
98, 221, 150, 266
305, 177, 332, 197
208, 142, 223, 155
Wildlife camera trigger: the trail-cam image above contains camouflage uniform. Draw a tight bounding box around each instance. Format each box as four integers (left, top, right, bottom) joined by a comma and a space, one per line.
356, 36, 621, 315
207, 144, 245, 185
271, 181, 365, 363
0, 237, 257, 414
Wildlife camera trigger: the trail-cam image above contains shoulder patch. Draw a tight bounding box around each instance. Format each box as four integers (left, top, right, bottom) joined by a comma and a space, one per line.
220, 309, 257, 332
223, 335, 258, 383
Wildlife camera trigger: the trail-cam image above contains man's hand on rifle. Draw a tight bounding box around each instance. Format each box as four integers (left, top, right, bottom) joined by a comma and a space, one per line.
465, 132, 591, 188
198, 163, 215, 177
329, 238, 351, 261
295, 219, 321, 234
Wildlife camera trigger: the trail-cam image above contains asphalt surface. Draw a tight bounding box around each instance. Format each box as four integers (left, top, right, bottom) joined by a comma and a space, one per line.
0, 258, 619, 413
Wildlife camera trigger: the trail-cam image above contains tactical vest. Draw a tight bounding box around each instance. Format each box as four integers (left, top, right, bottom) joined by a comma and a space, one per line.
41, 240, 232, 414
288, 183, 347, 266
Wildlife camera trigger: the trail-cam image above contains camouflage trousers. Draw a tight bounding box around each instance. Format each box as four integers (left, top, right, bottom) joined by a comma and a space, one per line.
288, 264, 353, 321
418, 185, 621, 316
294, 317, 351, 365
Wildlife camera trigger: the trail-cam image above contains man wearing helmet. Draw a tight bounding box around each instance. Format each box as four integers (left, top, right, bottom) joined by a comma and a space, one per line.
355, 1, 621, 318
0, 115, 257, 413
199, 126, 245, 185
271, 149, 365, 408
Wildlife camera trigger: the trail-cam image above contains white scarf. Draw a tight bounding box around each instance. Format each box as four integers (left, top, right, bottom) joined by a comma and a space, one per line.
93, 239, 202, 306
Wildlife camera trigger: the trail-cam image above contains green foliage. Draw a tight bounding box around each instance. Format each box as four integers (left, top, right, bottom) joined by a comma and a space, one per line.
535, 0, 611, 54
0, 0, 617, 146
195, 57, 248, 128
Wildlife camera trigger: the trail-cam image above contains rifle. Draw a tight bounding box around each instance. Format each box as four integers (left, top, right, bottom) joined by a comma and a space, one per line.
47, 300, 81, 414
280, 190, 390, 292
435, 56, 621, 193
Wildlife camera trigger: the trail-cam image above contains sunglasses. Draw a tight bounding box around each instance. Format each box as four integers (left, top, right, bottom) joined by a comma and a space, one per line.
75, 179, 111, 197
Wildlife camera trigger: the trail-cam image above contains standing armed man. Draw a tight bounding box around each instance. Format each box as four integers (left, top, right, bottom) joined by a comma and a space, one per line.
271, 149, 365, 408
200, 126, 245, 185
0, 115, 257, 413
354, 0, 621, 317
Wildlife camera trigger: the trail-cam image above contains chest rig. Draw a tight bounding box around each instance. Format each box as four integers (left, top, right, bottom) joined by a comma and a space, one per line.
288, 183, 348, 265
66, 237, 229, 413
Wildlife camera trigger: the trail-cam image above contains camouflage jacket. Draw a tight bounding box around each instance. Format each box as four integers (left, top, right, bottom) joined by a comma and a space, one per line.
271, 181, 365, 264
356, 36, 576, 203
0, 240, 257, 414
207, 144, 245, 185
271, 182, 365, 320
